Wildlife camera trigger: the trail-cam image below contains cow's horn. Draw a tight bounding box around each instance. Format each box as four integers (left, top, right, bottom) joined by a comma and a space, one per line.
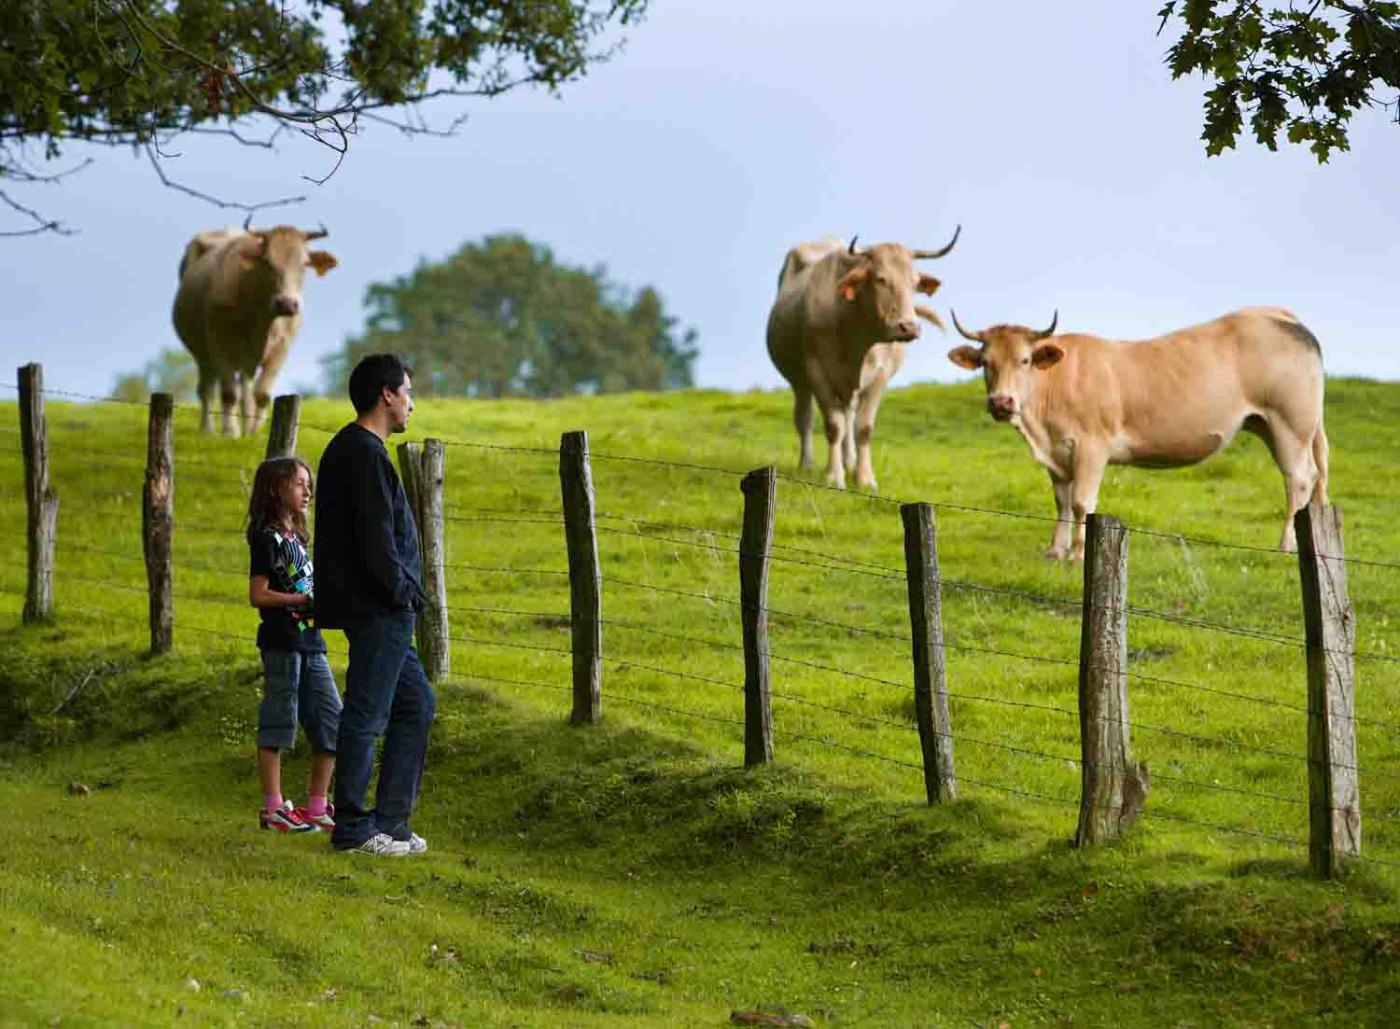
911, 224, 961, 260
847, 234, 860, 255
1031, 310, 1059, 341
242, 212, 253, 231
303, 223, 329, 241
950, 309, 983, 343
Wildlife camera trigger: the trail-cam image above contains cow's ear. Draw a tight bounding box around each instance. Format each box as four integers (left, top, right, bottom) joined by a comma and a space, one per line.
307, 250, 338, 277
915, 273, 941, 296
836, 265, 868, 302
948, 345, 983, 370
1031, 343, 1064, 369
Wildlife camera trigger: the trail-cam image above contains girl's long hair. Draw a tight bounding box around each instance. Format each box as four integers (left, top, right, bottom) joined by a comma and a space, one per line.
246, 456, 313, 542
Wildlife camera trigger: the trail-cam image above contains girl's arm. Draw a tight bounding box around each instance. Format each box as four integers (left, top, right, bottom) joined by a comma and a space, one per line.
248, 575, 309, 609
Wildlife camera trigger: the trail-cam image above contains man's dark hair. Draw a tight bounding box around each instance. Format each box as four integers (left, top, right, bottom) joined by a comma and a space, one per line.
348, 353, 413, 414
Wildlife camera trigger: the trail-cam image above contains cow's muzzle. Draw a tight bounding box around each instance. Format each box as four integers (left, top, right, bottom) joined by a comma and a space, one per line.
270, 296, 300, 317
987, 395, 1016, 420
892, 319, 920, 342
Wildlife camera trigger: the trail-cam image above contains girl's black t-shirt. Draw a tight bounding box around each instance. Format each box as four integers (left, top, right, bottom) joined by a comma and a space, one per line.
247, 527, 326, 653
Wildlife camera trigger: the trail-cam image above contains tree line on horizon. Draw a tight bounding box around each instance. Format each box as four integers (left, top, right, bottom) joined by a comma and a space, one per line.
113, 233, 699, 404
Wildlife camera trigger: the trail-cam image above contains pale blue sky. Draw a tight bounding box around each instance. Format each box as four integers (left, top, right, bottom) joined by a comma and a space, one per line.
3, 1, 1398, 397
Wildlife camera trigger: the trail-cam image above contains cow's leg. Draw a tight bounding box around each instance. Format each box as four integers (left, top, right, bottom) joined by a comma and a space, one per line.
843, 397, 858, 472
792, 387, 814, 471
240, 375, 257, 436
1311, 425, 1330, 506
250, 342, 290, 435
805, 363, 847, 488
196, 364, 216, 434
1255, 416, 1318, 553
219, 374, 241, 438
1068, 451, 1107, 561
853, 375, 892, 492
1045, 474, 1073, 559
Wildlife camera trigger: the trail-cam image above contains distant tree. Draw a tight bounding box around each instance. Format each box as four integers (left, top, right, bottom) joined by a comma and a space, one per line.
110, 347, 198, 402
322, 234, 698, 399
0, 0, 649, 235
1158, 1, 1400, 160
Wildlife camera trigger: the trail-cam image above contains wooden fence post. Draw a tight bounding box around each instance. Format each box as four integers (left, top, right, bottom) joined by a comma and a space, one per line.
395, 441, 447, 680
901, 503, 957, 803
18, 364, 59, 624
143, 393, 174, 655
559, 431, 602, 725
417, 440, 448, 681
1075, 513, 1147, 846
264, 394, 301, 460
1295, 502, 1360, 878
739, 466, 776, 767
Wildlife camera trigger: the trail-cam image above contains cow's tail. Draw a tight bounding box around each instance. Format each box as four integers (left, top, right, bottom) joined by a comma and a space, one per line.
1311, 423, 1330, 506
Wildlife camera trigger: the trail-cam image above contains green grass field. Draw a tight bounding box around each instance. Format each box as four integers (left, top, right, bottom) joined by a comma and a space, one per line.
2, 378, 1399, 1027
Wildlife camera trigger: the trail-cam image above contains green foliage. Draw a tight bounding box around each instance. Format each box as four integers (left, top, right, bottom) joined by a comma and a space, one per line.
1159, 1, 1400, 160
0, 0, 648, 230
323, 233, 699, 398
109, 347, 198, 403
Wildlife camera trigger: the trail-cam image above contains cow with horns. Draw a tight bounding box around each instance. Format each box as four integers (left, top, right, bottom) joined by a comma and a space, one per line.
172, 217, 338, 436
766, 228, 959, 489
946, 307, 1330, 559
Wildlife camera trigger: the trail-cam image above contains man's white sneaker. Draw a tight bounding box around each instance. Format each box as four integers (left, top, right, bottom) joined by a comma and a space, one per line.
405, 833, 427, 854
341, 832, 410, 857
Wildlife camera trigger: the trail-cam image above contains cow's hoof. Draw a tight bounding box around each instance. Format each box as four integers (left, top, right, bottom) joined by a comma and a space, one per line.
1042, 547, 1067, 561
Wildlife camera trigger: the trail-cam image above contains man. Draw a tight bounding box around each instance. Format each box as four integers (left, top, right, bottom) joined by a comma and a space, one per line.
315, 353, 433, 857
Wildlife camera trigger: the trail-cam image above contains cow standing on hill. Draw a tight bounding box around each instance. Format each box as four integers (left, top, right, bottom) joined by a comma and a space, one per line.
766, 228, 959, 490
946, 306, 1329, 559
173, 222, 338, 436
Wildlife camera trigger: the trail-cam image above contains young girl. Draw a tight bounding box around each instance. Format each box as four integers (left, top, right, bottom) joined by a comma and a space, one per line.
246, 456, 343, 833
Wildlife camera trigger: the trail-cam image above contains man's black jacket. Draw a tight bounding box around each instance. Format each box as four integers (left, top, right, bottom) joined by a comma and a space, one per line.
313, 423, 424, 629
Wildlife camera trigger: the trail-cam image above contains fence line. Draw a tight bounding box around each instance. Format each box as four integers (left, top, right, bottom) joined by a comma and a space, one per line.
8, 379, 1400, 879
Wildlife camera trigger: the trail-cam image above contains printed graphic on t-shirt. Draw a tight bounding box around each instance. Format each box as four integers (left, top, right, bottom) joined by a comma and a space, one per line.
269, 530, 316, 635
248, 527, 325, 652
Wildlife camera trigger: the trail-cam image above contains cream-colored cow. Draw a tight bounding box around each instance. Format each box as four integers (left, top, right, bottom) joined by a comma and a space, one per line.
947, 307, 1329, 558
766, 229, 958, 489
172, 222, 337, 436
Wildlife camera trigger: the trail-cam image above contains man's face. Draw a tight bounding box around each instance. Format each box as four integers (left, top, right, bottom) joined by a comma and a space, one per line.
384, 375, 414, 434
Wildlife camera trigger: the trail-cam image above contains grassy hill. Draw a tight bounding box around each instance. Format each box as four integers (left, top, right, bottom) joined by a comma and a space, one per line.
2, 377, 1399, 1026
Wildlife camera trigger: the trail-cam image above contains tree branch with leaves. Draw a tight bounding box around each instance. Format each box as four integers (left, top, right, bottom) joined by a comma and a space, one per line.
0, 0, 649, 234
1158, 0, 1400, 160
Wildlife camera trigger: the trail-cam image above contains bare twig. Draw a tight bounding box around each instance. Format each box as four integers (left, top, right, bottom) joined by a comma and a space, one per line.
143, 143, 305, 213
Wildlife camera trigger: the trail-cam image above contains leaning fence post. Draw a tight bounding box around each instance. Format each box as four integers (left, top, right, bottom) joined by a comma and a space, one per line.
1075, 513, 1147, 846
18, 364, 59, 624
739, 466, 776, 767
901, 503, 956, 803
143, 392, 174, 655
1296, 502, 1360, 878
559, 431, 602, 725
264, 394, 301, 460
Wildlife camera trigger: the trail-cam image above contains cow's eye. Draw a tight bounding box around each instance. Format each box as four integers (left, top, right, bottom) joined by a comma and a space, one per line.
1020, 357, 1031, 366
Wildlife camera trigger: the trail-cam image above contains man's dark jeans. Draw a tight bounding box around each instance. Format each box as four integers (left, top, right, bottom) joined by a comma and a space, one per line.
331, 610, 436, 849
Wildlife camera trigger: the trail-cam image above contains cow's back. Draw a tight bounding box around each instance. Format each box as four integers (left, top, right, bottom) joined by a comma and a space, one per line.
1041, 308, 1324, 464
768, 240, 843, 385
